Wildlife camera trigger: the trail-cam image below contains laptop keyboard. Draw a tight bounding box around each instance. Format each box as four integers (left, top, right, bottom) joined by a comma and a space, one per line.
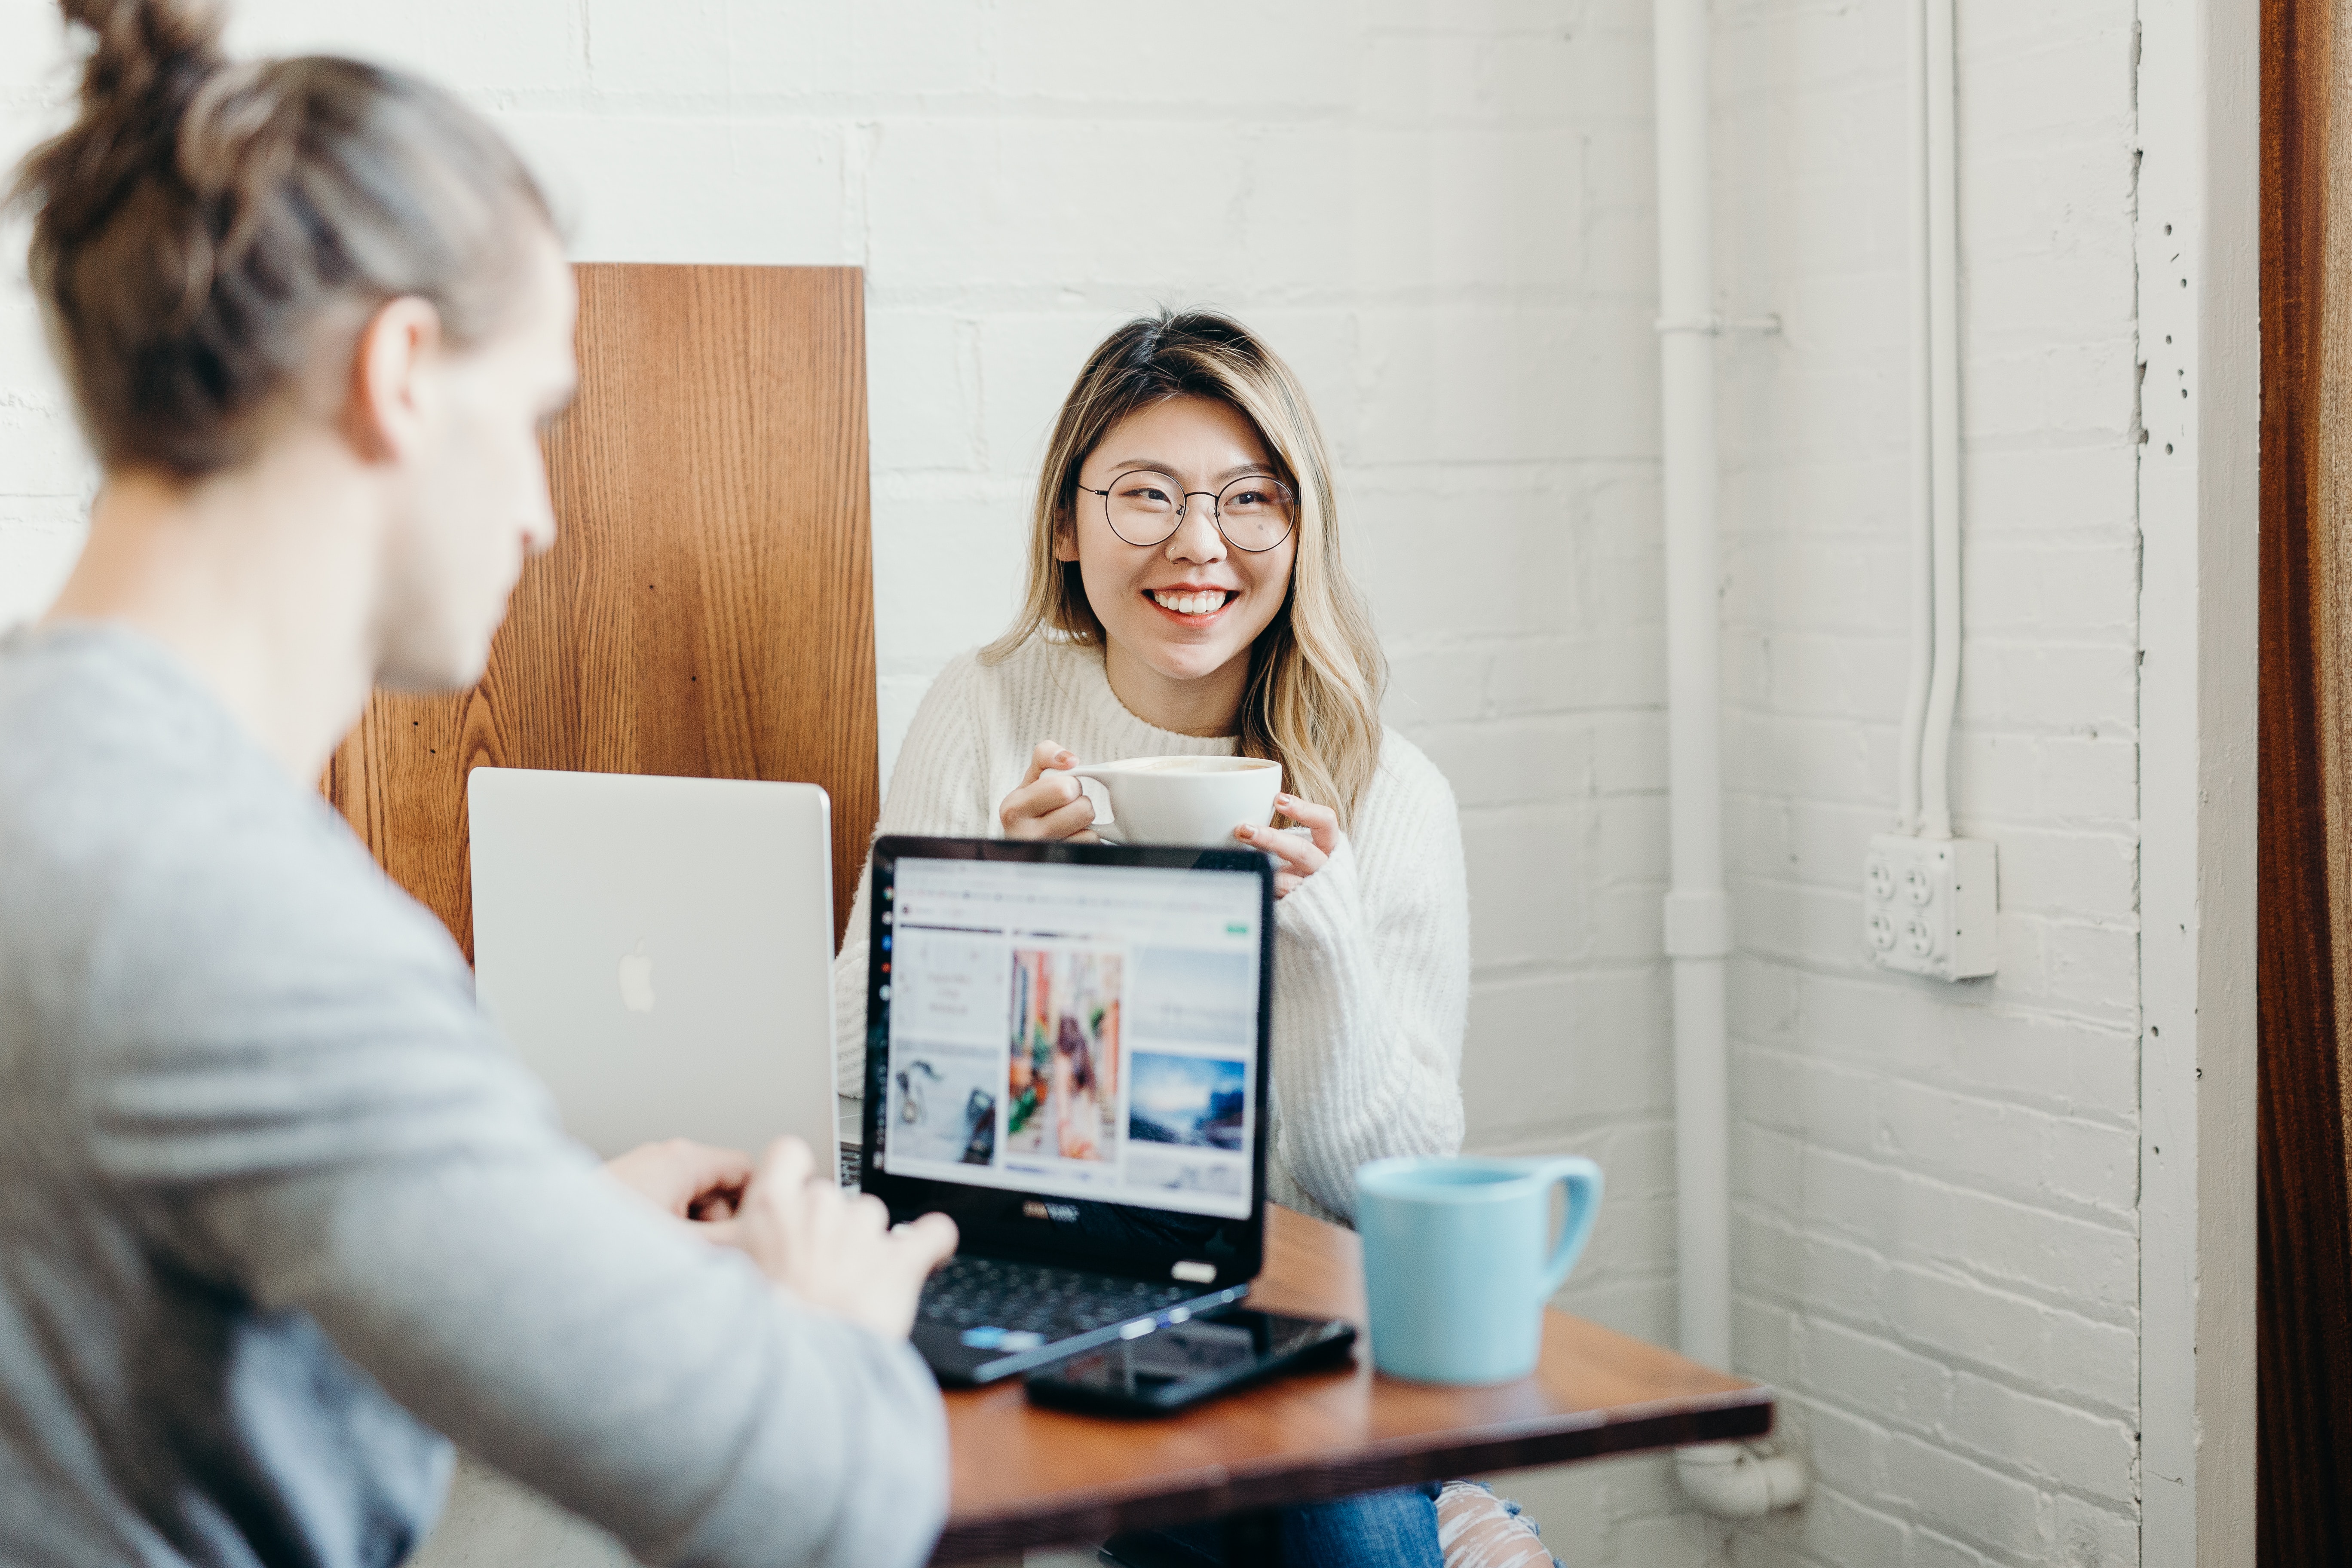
918, 1254, 1200, 1345
847, 1140, 1209, 1351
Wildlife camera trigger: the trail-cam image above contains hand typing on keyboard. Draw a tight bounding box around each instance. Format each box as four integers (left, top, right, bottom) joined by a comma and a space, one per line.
604, 1138, 755, 1222
702, 1136, 959, 1339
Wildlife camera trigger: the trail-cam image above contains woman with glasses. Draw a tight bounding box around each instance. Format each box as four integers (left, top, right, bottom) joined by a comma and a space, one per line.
834, 312, 1560, 1567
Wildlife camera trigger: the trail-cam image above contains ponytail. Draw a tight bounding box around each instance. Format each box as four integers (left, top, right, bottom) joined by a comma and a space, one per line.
9, 0, 552, 477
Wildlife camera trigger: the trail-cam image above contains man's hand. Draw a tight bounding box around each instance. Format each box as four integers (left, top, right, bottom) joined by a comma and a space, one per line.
711, 1136, 959, 1339
605, 1138, 753, 1222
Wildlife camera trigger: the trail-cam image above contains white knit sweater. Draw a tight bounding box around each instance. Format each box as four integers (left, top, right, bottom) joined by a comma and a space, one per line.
833, 637, 1468, 1223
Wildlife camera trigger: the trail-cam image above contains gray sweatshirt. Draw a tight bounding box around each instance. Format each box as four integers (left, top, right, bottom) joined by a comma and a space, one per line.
0, 623, 947, 1568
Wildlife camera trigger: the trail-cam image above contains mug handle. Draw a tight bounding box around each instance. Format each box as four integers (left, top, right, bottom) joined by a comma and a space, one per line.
1528, 1156, 1605, 1301
1062, 765, 1117, 834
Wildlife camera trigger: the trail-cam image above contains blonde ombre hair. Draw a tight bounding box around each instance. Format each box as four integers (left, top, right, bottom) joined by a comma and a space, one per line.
984, 309, 1386, 829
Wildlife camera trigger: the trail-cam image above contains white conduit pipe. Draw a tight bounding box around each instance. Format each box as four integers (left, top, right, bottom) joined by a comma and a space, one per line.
1915, 0, 1963, 840
1896, 0, 1937, 835
1651, 0, 1810, 1518
1651, 0, 1730, 1375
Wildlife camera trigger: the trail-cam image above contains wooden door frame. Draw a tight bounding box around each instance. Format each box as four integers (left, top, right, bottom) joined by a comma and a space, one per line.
2257, 0, 2352, 1556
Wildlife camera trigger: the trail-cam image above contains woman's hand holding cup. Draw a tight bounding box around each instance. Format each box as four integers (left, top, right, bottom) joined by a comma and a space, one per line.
998, 741, 1100, 842
1240, 791, 1341, 899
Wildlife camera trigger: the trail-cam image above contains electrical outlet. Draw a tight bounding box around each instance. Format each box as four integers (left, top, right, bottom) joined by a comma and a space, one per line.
1863, 833, 1997, 981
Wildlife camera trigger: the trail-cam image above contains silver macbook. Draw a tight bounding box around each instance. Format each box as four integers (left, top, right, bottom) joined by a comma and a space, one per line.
468, 767, 838, 1163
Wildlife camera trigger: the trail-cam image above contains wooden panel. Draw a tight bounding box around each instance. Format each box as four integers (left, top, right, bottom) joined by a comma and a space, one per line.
325, 264, 877, 957
2259, 1, 2352, 1559
934, 1205, 1771, 1562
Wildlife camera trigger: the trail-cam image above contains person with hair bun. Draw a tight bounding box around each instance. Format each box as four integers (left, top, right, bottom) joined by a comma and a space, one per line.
0, 3, 956, 1565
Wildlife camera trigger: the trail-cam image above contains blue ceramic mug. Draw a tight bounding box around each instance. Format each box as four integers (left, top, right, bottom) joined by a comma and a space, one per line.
1354, 1155, 1605, 1384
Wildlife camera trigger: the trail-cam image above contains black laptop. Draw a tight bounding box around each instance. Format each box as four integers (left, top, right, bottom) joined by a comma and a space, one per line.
859, 835, 1275, 1386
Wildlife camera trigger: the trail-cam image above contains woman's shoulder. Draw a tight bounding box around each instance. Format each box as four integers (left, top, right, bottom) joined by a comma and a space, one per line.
918, 646, 985, 695
1369, 726, 1457, 812
995, 633, 1111, 679
882, 645, 1048, 832
910, 638, 1065, 716
957, 633, 1101, 698
900, 636, 1110, 772
972, 634, 1154, 748
898, 648, 985, 739
1341, 726, 1461, 850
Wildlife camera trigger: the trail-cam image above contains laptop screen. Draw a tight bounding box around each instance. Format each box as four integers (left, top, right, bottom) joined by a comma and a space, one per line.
875, 853, 1264, 1221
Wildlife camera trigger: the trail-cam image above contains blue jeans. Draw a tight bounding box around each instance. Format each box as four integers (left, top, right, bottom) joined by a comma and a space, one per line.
1102, 1484, 1444, 1568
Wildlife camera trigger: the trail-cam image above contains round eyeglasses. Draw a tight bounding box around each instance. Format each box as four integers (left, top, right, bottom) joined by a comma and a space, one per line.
1076, 470, 1298, 553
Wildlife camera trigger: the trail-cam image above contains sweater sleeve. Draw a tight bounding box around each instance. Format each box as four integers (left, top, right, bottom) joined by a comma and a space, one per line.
833, 656, 998, 1096
1265, 749, 1470, 1220
81, 775, 948, 1568
186, 1145, 949, 1568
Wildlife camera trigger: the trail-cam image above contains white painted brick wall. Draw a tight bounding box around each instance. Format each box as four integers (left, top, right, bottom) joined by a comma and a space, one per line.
0, 1, 2155, 1564
1714, 0, 2145, 1564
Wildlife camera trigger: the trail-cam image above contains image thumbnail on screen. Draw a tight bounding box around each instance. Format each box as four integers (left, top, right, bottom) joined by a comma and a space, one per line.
1006, 945, 1123, 1164
889, 1053, 997, 1166
1128, 1052, 1247, 1152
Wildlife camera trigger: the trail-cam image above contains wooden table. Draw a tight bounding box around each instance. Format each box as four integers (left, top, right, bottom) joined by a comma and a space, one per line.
935, 1206, 1773, 1563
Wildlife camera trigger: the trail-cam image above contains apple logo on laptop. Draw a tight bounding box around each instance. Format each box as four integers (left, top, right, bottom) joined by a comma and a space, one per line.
618, 940, 656, 1014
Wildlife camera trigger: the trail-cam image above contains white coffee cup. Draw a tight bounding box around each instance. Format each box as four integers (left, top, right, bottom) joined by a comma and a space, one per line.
1065, 756, 1283, 848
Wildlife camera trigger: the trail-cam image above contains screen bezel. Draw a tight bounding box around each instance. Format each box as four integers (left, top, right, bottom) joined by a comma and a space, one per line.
861, 834, 1274, 1287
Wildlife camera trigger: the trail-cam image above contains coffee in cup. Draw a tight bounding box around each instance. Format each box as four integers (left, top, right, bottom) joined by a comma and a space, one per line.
1066, 755, 1283, 848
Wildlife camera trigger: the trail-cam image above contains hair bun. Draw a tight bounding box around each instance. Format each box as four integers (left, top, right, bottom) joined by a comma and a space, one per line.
12, 0, 550, 478
60, 0, 225, 115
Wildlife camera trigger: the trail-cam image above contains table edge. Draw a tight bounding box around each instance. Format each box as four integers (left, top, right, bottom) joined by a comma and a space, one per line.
931, 1384, 1775, 1563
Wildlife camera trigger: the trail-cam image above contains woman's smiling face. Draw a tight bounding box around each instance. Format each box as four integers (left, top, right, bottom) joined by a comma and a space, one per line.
1058, 395, 1298, 701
